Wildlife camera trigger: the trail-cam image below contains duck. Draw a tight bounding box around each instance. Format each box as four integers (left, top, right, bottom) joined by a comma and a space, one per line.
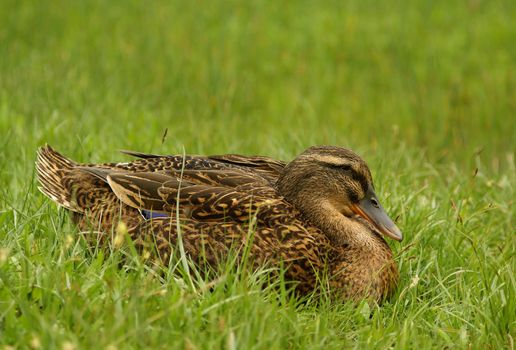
36, 144, 403, 302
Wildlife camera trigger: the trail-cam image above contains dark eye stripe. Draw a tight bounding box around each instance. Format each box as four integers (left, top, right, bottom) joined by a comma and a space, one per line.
318, 161, 369, 194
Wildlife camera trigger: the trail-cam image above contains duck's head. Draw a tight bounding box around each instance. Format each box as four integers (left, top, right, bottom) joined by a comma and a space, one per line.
276, 146, 402, 243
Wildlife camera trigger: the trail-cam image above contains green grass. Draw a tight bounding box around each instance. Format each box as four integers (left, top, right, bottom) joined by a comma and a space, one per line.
1, 0, 515, 348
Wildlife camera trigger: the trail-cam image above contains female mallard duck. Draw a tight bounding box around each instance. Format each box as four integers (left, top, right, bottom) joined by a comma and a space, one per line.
36, 145, 402, 302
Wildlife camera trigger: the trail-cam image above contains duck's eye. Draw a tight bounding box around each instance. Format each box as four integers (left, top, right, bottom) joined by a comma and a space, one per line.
371, 197, 379, 208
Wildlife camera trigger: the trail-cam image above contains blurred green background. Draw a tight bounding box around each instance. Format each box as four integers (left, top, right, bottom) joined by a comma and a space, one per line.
1, 0, 514, 167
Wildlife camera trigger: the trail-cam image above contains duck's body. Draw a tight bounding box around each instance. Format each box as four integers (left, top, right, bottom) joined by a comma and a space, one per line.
36, 145, 401, 302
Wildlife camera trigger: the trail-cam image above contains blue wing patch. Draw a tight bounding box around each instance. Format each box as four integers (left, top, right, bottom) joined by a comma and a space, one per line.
141, 209, 170, 220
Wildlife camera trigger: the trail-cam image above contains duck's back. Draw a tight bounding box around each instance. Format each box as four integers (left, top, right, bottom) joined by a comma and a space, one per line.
39, 146, 282, 218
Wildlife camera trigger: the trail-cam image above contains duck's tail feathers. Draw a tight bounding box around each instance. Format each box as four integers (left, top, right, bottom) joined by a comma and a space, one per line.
36, 144, 81, 211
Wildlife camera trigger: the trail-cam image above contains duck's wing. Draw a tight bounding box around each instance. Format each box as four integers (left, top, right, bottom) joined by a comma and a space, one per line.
116, 151, 286, 184
80, 166, 291, 225
208, 154, 286, 183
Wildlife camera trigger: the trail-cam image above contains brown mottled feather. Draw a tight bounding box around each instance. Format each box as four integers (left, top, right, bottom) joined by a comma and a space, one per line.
116, 150, 285, 184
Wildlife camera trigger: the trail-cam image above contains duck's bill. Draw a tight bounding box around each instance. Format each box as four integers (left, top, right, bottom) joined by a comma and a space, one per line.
351, 186, 403, 242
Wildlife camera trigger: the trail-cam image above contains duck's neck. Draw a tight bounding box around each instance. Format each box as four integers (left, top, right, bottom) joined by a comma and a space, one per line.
305, 201, 398, 301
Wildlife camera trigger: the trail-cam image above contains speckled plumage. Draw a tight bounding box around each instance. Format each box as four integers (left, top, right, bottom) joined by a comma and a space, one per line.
36, 145, 401, 302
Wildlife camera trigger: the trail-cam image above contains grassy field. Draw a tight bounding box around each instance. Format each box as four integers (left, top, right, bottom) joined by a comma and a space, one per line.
1, 0, 515, 348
